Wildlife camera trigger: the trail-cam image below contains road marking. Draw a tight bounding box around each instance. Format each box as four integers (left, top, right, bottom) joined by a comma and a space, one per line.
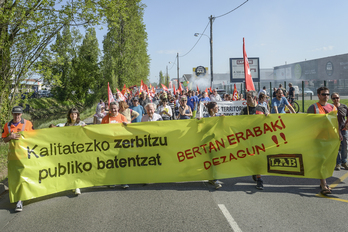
218, 204, 242, 232
316, 172, 348, 202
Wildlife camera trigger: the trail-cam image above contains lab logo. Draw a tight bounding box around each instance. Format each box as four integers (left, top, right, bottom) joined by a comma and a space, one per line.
267, 154, 304, 176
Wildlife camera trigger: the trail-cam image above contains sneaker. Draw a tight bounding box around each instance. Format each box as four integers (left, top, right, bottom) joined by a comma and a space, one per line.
342, 163, 348, 170
209, 180, 222, 189
335, 164, 341, 171
121, 184, 129, 189
252, 175, 257, 182
15, 200, 23, 212
256, 178, 264, 190
75, 188, 81, 195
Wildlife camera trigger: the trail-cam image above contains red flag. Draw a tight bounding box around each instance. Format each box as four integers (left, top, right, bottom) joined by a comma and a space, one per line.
232, 84, 239, 101
121, 84, 127, 95
178, 82, 183, 94
161, 84, 168, 92
116, 88, 126, 101
209, 87, 212, 93
108, 82, 116, 107
140, 80, 149, 93
197, 85, 200, 92
205, 87, 208, 93
243, 38, 255, 91
186, 86, 188, 92
173, 85, 176, 95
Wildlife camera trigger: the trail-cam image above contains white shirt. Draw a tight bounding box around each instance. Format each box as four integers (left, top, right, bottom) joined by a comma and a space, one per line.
210, 94, 222, 102
141, 113, 163, 122
157, 105, 172, 117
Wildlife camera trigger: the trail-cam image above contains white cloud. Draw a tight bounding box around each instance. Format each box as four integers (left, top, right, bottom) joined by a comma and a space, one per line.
311, 45, 334, 52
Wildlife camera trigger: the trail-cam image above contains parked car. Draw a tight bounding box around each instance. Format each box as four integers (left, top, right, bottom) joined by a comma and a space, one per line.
38, 90, 50, 98
299, 88, 314, 96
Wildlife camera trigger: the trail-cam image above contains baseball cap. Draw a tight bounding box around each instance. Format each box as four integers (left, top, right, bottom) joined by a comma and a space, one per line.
12, 106, 23, 114
133, 97, 139, 101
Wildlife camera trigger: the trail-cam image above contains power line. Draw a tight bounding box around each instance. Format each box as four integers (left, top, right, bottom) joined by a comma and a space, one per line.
215, 0, 249, 19
179, 21, 210, 58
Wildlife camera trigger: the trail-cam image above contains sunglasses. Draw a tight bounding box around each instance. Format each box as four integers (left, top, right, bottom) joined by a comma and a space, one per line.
332, 97, 340, 100
321, 93, 330, 96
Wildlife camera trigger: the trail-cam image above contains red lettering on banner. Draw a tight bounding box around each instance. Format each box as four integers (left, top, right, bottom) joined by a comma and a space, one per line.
230, 153, 237, 161
236, 132, 246, 143
204, 161, 211, 170
212, 157, 220, 166
253, 127, 262, 137
185, 149, 194, 159
209, 142, 217, 153
216, 139, 225, 150
263, 123, 273, 134
227, 134, 237, 145
200, 144, 208, 153
271, 120, 283, 131
192, 147, 201, 157
245, 129, 255, 140
237, 150, 246, 158
177, 152, 185, 162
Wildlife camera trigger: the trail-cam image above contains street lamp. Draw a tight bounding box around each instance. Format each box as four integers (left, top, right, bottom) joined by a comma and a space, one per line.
166, 62, 171, 87
194, 15, 214, 88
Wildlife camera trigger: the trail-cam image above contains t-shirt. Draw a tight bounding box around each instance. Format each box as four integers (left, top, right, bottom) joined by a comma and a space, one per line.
101, 114, 127, 124
187, 96, 197, 111
271, 97, 289, 113
130, 105, 145, 123
2, 118, 34, 138
200, 97, 211, 102
240, 105, 267, 115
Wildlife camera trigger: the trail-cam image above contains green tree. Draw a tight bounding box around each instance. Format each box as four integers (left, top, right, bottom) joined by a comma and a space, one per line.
0, 0, 126, 126
159, 71, 165, 86
72, 28, 101, 105
102, 0, 150, 91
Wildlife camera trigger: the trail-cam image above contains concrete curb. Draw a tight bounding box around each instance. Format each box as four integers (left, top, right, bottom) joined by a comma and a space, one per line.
0, 178, 9, 195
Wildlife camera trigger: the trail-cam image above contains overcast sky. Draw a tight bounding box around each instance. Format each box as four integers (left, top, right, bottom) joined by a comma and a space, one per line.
139, 0, 348, 83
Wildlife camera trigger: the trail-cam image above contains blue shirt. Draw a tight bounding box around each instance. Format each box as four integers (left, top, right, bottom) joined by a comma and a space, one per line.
271, 97, 289, 113
130, 105, 145, 123
200, 97, 211, 102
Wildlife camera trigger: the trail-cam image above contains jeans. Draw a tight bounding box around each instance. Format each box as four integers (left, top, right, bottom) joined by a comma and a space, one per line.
337, 129, 348, 165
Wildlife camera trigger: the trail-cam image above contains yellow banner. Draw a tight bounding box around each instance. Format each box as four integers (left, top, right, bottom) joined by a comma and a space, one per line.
8, 112, 339, 202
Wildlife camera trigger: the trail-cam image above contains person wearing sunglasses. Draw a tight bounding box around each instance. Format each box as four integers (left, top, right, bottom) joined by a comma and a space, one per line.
331, 92, 348, 171
179, 96, 192, 120
307, 86, 337, 195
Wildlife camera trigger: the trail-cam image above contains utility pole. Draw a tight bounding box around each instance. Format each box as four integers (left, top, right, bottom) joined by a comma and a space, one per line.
209, 15, 214, 89
177, 53, 179, 89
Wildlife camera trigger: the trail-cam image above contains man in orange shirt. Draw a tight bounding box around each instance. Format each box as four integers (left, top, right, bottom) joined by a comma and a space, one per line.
307, 86, 337, 195
101, 101, 129, 189
2, 106, 34, 212
101, 101, 128, 125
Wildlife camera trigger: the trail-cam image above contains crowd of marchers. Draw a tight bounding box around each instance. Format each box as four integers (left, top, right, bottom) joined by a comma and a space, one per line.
2, 84, 348, 212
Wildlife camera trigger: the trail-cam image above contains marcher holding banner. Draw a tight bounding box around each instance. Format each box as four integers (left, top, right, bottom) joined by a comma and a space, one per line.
240, 90, 268, 190
118, 101, 139, 123
2, 106, 34, 212
331, 92, 348, 171
65, 108, 86, 195
142, 103, 163, 122
307, 86, 337, 195
102, 102, 129, 189
204, 102, 224, 189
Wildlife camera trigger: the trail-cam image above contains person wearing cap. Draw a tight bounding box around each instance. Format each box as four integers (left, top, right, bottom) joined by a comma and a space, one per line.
179, 96, 192, 120
2, 106, 34, 212
130, 97, 145, 123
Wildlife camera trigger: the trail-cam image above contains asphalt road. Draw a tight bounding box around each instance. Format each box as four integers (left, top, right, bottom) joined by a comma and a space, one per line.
1, 169, 348, 232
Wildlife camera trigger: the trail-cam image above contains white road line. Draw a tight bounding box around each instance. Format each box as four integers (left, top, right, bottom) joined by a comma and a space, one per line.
218, 204, 242, 232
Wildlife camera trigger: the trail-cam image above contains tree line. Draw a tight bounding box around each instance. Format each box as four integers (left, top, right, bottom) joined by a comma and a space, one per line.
0, 0, 150, 126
